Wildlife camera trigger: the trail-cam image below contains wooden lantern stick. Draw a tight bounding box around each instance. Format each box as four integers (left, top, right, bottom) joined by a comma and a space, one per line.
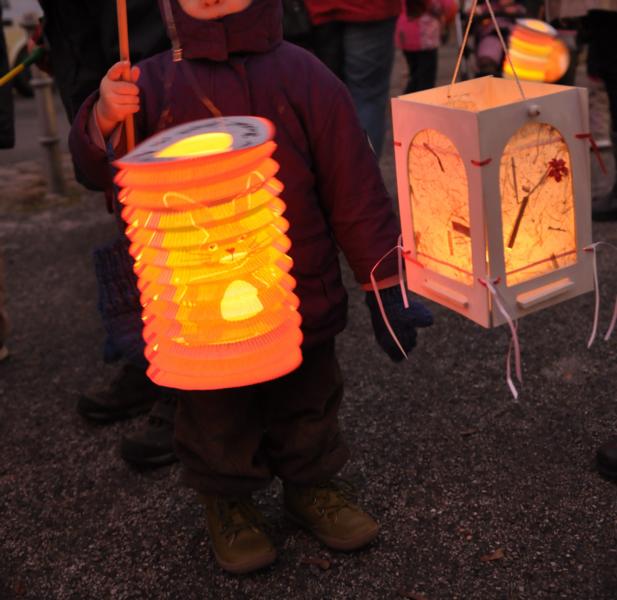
116, 0, 135, 151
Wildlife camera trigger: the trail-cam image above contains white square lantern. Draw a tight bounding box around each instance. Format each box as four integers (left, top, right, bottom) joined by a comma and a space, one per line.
392, 76, 594, 327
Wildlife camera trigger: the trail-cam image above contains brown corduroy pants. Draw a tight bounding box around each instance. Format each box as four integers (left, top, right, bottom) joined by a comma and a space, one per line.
174, 339, 350, 496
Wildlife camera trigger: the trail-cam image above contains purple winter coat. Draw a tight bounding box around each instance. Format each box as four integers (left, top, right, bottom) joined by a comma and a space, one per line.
69, 0, 401, 349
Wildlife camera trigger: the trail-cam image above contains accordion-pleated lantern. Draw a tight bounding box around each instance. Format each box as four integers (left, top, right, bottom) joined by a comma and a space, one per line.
392, 77, 594, 327
503, 19, 570, 83
114, 116, 303, 390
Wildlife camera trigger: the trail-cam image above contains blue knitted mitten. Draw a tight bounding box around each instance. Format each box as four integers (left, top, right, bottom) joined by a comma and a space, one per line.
365, 285, 433, 362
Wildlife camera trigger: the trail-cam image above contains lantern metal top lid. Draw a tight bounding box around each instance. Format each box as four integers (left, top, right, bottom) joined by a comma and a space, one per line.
515, 18, 557, 36
400, 76, 575, 114
116, 116, 275, 168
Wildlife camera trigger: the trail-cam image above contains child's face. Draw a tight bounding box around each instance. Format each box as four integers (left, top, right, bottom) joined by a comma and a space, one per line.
177, 0, 253, 20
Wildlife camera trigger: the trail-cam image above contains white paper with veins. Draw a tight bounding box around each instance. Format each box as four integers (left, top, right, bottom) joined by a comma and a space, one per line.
499, 122, 576, 286
408, 129, 473, 285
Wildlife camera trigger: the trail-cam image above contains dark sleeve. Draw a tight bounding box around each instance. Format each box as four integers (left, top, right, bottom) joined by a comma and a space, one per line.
39, 0, 105, 123
308, 71, 401, 284
0, 4, 15, 150
68, 92, 114, 191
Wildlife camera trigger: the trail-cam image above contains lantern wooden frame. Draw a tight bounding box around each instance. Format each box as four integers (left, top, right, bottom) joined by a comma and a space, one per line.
392, 76, 594, 328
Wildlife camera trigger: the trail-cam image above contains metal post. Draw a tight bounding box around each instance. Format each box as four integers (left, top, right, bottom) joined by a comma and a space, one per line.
20, 12, 66, 196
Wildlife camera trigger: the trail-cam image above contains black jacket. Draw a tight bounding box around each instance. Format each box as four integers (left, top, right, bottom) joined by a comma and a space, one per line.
39, 0, 169, 123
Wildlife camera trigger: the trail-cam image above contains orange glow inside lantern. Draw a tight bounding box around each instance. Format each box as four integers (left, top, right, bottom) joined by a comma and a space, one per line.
503, 19, 569, 83
408, 123, 577, 288
408, 124, 577, 288
115, 117, 303, 390
499, 122, 576, 285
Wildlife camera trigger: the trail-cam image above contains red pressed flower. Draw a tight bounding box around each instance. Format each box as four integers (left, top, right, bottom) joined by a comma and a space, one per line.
548, 158, 569, 182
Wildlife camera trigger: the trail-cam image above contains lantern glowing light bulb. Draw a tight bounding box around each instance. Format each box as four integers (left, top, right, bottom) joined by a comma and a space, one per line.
115, 117, 303, 390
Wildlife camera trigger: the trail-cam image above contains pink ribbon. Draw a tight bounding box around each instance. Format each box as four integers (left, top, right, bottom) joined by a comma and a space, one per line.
369, 235, 409, 361
480, 277, 522, 400
585, 242, 617, 347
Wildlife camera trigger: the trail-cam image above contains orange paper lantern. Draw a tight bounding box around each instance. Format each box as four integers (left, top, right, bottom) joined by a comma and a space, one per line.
114, 117, 303, 390
503, 19, 570, 83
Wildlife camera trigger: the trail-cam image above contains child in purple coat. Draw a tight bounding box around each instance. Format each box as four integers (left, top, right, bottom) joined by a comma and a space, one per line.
69, 0, 433, 574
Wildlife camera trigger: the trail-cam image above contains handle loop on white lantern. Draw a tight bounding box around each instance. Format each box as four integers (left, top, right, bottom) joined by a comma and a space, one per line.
479, 277, 522, 399
448, 0, 526, 102
584, 242, 617, 348
370, 236, 410, 361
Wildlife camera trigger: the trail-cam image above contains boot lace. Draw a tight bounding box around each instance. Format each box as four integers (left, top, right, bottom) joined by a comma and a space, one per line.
310, 480, 357, 521
216, 497, 267, 545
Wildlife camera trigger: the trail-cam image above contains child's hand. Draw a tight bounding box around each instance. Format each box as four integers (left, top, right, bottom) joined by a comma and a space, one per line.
95, 61, 141, 138
365, 286, 433, 362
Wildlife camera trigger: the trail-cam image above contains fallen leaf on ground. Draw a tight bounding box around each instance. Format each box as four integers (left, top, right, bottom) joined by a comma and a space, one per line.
460, 429, 480, 437
480, 547, 505, 562
398, 591, 428, 600
300, 556, 331, 570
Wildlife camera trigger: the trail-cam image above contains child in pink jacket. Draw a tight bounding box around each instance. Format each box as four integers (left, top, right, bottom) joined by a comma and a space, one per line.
395, 0, 457, 93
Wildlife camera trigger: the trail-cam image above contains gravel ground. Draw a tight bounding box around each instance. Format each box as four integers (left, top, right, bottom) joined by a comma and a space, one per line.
1, 43, 617, 600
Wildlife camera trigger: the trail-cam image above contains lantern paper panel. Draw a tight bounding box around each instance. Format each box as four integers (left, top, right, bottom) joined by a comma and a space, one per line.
408, 129, 473, 285
500, 122, 577, 286
392, 76, 593, 328
114, 116, 303, 390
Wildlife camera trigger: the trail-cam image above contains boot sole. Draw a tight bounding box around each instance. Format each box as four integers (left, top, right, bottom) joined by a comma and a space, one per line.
120, 451, 178, 468
597, 462, 617, 481
285, 509, 380, 551
211, 547, 277, 575
76, 401, 154, 424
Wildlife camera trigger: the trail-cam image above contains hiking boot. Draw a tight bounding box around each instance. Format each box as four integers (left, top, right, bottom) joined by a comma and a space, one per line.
76, 363, 158, 423
596, 435, 617, 480
592, 131, 617, 222
120, 394, 178, 468
284, 480, 380, 551
201, 494, 277, 574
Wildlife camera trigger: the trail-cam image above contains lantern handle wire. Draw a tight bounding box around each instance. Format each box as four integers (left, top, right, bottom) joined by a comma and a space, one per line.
482, 0, 526, 99
448, 0, 526, 101
116, 0, 136, 151
448, 0, 479, 97
584, 242, 617, 348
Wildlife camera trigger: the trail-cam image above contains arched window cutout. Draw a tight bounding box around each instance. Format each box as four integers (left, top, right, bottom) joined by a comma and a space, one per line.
408, 129, 472, 285
500, 122, 576, 286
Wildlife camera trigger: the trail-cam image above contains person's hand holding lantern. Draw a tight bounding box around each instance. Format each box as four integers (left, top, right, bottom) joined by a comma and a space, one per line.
95, 60, 141, 138
365, 286, 434, 362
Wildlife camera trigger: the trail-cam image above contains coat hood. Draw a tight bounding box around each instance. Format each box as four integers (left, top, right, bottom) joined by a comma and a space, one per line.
157, 0, 283, 62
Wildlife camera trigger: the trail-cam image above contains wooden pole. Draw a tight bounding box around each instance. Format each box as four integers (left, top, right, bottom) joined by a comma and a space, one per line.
116, 0, 135, 151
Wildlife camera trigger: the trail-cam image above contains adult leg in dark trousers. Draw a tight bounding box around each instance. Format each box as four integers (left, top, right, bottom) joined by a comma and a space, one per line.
402, 48, 438, 94
590, 10, 617, 480
0, 2, 14, 363
588, 10, 617, 221
37, 0, 176, 468
310, 19, 396, 158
